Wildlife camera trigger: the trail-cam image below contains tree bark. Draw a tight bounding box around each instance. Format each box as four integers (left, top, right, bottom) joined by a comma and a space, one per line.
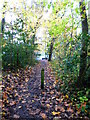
1, 3, 6, 33
78, 0, 88, 86
1, 18, 5, 33
48, 41, 53, 61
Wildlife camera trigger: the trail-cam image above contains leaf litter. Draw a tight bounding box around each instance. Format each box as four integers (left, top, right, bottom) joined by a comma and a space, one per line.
2, 60, 89, 120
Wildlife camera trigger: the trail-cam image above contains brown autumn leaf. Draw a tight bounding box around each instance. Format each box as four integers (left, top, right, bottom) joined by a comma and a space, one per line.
55, 105, 65, 112
0, 81, 2, 85
3, 92, 7, 100
14, 92, 18, 97
64, 102, 69, 107
67, 107, 74, 113
50, 91, 54, 95
58, 98, 63, 103
40, 113, 47, 120
25, 78, 29, 82
10, 101, 16, 106
60, 107, 65, 112
0, 99, 2, 106
47, 80, 49, 82
26, 66, 28, 71
49, 86, 52, 89
56, 80, 58, 83
42, 91, 45, 94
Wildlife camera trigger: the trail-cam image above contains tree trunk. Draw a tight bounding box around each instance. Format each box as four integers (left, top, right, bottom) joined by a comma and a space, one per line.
48, 41, 53, 61
48, 38, 55, 61
1, 3, 6, 33
78, 0, 88, 86
17, 50, 19, 68
1, 18, 5, 33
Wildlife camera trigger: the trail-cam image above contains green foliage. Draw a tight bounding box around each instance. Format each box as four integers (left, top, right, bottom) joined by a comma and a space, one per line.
48, 4, 51, 9
2, 16, 37, 70
47, 0, 90, 117
2, 42, 36, 70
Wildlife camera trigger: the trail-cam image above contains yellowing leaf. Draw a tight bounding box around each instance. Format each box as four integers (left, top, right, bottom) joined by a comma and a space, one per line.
2, 112, 5, 116
85, 110, 87, 113
6, 100, 9, 103
46, 104, 50, 108
52, 111, 60, 116
65, 95, 69, 99
17, 74, 19, 77
32, 100, 34, 102
49, 86, 52, 89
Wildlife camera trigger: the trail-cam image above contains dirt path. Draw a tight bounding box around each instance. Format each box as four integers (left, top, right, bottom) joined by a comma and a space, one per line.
14, 60, 49, 119
2, 60, 76, 120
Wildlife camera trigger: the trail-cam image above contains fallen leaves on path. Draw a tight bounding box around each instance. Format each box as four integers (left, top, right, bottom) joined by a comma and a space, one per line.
2, 60, 89, 119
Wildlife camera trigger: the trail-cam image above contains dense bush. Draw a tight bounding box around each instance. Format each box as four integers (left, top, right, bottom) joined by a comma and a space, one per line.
2, 18, 37, 70
2, 42, 36, 70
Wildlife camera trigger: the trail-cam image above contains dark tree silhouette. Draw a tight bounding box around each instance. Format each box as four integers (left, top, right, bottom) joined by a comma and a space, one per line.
78, 0, 88, 86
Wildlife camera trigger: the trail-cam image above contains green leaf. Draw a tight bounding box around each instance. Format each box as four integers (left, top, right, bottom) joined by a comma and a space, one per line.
48, 4, 51, 9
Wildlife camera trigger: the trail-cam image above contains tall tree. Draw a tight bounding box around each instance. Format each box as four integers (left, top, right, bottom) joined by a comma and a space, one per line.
1, 3, 6, 33
78, 0, 88, 86
48, 40, 53, 61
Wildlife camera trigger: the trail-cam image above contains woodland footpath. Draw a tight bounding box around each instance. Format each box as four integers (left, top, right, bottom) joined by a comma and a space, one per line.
0, 0, 90, 119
